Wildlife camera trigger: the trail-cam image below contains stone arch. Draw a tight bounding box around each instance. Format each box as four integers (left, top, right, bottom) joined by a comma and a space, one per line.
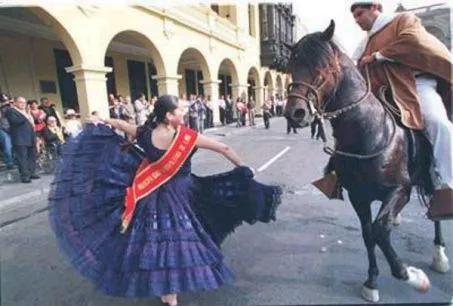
276, 74, 283, 98
103, 30, 167, 103
284, 75, 291, 98
264, 70, 274, 102
0, 7, 84, 112
177, 47, 212, 98
247, 66, 261, 107
102, 30, 166, 78
28, 7, 83, 65
217, 58, 239, 100
247, 66, 260, 96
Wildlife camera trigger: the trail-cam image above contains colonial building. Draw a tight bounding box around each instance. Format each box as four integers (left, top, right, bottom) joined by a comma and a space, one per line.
258, 3, 296, 101
395, 3, 451, 50
395, 3, 452, 118
0, 4, 293, 122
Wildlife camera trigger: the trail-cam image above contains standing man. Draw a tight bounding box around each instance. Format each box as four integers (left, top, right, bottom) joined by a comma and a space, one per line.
218, 95, 226, 125
350, 1, 453, 220
5, 96, 39, 183
247, 96, 256, 126
39, 97, 62, 127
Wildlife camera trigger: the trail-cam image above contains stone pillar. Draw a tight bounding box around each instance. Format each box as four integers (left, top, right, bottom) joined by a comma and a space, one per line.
254, 86, 265, 115
201, 80, 221, 124
267, 87, 275, 101
65, 65, 112, 121
232, 83, 249, 119
152, 75, 182, 96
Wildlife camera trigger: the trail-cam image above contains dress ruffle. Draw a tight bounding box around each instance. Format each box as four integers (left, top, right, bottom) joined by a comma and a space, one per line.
48, 123, 281, 297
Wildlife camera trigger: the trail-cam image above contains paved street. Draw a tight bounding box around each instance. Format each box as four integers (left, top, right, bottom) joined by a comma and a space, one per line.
1, 117, 452, 306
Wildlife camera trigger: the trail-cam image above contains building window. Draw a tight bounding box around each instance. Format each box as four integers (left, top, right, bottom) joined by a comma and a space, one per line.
260, 5, 269, 41
248, 5, 253, 36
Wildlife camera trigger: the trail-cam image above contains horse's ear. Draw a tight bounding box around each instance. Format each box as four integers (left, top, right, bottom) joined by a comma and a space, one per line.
283, 42, 294, 51
321, 19, 335, 41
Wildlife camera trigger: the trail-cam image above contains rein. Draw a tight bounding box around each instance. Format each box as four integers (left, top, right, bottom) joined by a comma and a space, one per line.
322, 65, 397, 159
288, 61, 397, 160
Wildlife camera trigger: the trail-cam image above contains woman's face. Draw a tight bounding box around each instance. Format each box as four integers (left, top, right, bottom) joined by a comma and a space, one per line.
29, 102, 38, 110
166, 107, 185, 127
47, 119, 57, 127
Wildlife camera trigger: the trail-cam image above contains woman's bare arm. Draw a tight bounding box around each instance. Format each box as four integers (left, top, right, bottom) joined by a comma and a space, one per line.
104, 118, 138, 138
196, 134, 245, 167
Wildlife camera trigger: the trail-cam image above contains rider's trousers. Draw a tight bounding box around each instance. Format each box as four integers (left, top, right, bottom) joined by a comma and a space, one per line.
416, 76, 453, 189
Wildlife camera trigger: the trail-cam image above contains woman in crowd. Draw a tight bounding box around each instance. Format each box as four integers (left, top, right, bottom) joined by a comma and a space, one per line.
41, 116, 65, 155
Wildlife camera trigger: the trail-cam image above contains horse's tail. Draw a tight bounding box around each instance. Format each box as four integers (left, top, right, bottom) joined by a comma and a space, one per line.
411, 131, 434, 208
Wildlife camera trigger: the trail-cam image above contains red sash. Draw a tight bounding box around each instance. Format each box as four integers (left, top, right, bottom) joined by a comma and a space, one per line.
121, 126, 198, 233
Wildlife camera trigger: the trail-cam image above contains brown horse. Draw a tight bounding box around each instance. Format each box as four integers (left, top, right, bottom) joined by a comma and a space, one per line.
284, 20, 450, 303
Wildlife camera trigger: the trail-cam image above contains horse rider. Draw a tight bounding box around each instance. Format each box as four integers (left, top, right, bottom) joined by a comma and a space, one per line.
350, 1, 453, 220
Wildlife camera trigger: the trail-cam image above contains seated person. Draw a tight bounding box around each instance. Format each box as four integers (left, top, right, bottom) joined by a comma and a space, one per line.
41, 116, 65, 155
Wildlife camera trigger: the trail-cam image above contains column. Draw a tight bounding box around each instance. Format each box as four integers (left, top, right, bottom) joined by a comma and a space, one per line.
152, 74, 182, 96
201, 80, 221, 124
231, 83, 249, 119
65, 65, 112, 121
254, 86, 265, 115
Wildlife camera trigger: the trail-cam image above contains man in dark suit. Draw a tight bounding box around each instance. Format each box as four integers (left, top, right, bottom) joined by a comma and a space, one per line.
5, 96, 39, 183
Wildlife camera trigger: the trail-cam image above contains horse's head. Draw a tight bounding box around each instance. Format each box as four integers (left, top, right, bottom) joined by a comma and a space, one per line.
284, 20, 342, 127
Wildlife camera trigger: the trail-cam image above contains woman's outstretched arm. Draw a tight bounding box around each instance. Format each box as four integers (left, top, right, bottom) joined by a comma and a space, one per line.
104, 118, 138, 139
196, 134, 245, 167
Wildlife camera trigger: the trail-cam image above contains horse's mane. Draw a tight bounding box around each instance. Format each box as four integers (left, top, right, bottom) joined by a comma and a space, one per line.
292, 33, 340, 73
292, 33, 352, 74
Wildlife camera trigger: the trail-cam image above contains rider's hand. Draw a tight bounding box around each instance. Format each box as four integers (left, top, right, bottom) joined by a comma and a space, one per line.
358, 53, 376, 67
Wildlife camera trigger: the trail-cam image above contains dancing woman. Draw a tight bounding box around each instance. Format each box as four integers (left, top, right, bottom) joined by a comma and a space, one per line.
48, 95, 282, 306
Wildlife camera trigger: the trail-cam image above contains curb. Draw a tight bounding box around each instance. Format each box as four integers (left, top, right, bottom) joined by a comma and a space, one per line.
0, 186, 51, 211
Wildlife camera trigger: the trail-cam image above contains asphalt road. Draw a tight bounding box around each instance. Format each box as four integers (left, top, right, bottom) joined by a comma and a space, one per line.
1, 118, 452, 306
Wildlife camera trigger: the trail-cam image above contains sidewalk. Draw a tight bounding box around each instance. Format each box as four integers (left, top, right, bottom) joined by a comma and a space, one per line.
0, 116, 272, 210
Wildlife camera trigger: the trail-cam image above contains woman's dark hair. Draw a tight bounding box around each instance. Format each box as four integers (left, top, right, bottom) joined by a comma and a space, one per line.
143, 95, 179, 130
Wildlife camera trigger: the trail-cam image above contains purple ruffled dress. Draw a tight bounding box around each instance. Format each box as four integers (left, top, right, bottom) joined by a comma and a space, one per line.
48, 123, 281, 297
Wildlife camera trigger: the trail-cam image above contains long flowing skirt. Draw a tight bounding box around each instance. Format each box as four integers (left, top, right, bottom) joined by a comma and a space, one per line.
48, 124, 282, 297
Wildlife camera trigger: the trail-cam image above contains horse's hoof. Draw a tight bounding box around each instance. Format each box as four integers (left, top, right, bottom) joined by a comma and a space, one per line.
392, 213, 402, 226
406, 266, 431, 293
361, 285, 379, 303
431, 245, 450, 273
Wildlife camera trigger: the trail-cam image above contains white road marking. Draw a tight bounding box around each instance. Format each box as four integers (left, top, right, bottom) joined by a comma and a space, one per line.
257, 146, 291, 172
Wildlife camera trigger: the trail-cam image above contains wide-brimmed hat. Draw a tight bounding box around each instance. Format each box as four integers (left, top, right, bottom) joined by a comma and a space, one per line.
65, 108, 77, 118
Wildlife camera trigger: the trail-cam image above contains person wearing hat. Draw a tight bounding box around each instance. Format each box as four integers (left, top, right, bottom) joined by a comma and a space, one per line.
63, 108, 82, 138
350, 1, 453, 221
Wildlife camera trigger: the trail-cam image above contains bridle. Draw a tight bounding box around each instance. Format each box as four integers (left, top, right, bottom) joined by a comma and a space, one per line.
288, 63, 397, 159
287, 64, 372, 120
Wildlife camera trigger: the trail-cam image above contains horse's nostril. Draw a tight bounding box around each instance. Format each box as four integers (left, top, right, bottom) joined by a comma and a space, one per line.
293, 108, 306, 120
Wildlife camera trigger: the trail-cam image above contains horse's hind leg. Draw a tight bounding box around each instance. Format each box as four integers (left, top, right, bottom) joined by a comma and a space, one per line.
431, 221, 450, 273
349, 196, 380, 302
374, 187, 431, 293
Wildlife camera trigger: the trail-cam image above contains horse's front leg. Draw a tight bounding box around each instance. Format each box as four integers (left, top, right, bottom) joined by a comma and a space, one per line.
431, 221, 450, 273
375, 187, 431, 293
349, 195, 380, 302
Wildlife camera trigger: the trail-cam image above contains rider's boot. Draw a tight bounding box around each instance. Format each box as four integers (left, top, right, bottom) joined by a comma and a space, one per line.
427, 187, 453, 221
312, 171, 344, 200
